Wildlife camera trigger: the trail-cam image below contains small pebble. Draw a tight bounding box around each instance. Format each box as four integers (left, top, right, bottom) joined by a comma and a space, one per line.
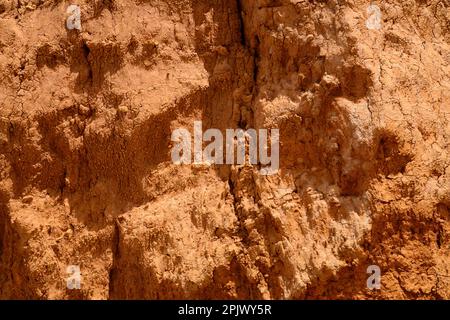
118, 106, 128, 114
78, 105, 90, 115
22, 195, 33, 204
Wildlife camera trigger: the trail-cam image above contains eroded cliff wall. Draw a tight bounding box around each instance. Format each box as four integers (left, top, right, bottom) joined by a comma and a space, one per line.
0, 0, 449, 299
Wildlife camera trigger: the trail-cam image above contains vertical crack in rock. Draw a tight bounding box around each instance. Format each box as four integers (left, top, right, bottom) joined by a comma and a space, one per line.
108, 219, 121, 299
236, 0, 247, 47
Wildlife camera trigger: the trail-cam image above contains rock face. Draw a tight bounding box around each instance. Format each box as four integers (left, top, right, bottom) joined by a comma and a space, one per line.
0, 0, 449, 300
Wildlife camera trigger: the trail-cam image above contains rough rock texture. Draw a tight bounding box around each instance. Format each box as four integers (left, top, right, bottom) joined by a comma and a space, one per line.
0, 0, 449, 299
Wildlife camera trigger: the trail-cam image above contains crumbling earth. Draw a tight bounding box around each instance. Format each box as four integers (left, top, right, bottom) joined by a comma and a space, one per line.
0, 0, 449, 299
